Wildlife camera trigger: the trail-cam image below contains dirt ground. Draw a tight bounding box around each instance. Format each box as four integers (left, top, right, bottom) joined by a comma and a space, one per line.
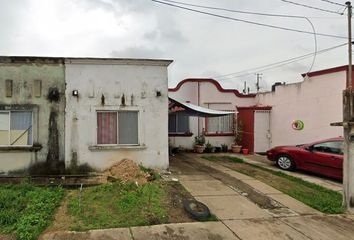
0, 234, 15, 240
160, 181, 196, 223
41, 191, 77, 234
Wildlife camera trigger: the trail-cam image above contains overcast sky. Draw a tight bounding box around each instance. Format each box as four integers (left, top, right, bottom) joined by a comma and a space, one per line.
0, 0, 350, 92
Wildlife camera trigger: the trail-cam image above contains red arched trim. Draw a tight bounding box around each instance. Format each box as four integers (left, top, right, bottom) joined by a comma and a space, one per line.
168, 78, 256, 98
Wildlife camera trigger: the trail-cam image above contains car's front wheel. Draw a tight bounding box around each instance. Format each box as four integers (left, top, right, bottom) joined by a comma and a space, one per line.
276, 155, 295, 171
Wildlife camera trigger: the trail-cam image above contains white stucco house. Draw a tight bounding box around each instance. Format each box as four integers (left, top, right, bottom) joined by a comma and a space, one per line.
168, 65, 348, 153
0, 56, 173, 175
168, 79, 256, 149
65, 58, 173, 170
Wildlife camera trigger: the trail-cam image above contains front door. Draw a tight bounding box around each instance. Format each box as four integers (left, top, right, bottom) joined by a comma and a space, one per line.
254, 110, 271, 153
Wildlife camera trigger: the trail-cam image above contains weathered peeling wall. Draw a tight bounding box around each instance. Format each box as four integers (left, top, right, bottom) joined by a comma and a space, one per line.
65, 59, 171, 170
0, 58, 65, 174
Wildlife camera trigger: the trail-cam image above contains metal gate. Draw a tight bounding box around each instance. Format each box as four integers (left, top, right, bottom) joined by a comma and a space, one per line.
254, 110, 271, 153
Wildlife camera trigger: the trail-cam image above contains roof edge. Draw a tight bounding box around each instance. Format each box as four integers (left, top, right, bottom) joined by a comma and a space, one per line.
168, 78, 256, 98
301, 65, 348, 78
65, 58, 173, 66
0, 56, 173, 66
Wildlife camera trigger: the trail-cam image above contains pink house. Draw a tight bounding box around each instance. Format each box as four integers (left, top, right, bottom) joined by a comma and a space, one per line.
168, 65, 349, 153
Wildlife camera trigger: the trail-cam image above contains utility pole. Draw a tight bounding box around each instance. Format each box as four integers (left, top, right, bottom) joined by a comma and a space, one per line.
343, 1, 354, 212
348, 1, 352, 90
243, 81, 246, 94
255, 73, 262, 92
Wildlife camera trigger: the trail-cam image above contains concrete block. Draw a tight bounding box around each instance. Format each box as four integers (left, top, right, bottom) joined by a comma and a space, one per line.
282, 215, 354, 240
242, 179, 282, 194
268, 193, 320, 215
180, 180, 237, 196
41, 228, 133, 240
223, 170, 255, 180
177, 174, 215, 181
131, 222, 239, 240
224, 219, 310, 240
196, 195, 271, 220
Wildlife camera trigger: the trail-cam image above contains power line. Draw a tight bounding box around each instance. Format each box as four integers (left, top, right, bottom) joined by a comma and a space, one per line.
316, 0, 346, 7
158, 0, 333, 19
217, 45, 344, 80
151, 0, 347, 39
213, 43, 347, 80
156, 0, 318, 73
280, 0, 344, 15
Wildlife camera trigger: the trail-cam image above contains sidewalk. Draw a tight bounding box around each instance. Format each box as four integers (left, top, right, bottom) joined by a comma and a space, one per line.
41, 221, 238, 240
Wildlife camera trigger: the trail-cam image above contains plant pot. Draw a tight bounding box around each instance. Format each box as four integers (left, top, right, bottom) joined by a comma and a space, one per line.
242, 148, 249, 155
231, 145, 242, 153
195, 145, 205, 154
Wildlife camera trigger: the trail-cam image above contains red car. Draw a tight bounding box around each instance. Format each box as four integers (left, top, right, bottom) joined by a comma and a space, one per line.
266, 137, 343, 180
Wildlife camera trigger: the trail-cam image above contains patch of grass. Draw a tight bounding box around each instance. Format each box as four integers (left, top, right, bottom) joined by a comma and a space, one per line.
67, 182, 168, 231
0, 184, 64, 240
202, 155, 244, 163
202, 155, 344, 214
245, 164, 344, 213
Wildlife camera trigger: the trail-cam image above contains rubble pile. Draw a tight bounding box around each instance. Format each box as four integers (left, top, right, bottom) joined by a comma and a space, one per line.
101, 159, 150, 185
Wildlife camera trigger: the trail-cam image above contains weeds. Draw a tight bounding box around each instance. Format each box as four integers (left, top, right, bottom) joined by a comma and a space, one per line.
67, 182, 167, 231
0, 184, 63, 240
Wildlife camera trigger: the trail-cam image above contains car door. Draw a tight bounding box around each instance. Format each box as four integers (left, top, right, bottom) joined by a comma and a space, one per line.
304, 140, 343, 179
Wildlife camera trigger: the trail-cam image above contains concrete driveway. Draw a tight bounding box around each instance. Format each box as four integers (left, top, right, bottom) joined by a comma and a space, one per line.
169, 153, 354, 240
